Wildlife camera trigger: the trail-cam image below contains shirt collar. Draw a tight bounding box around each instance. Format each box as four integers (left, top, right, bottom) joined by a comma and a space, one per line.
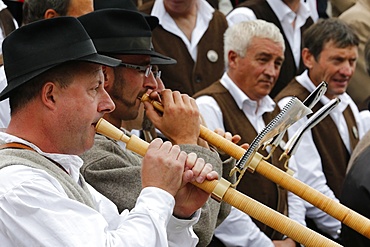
220, 72, 276, 113
0, 1, 7, 12
152, 0, 214, 25
267, 0, 292, 22
151, 0, 214, 56
296, 70, 351, 113
267, 0, 311, 25
0, 132, 83, 183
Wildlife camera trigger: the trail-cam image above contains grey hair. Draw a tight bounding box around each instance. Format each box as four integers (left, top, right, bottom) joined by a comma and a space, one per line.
22, 0, 70, 25
224, 19, 285, 68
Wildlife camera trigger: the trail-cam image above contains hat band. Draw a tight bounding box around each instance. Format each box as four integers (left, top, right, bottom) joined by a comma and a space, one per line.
93, 36, 152, 53
6, 39, 98, 82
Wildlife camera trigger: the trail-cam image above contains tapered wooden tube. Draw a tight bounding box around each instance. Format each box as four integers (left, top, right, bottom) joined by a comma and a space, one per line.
141, 94, 370, 239
96, 118, 341, 247
201, 126, 370, 239
193, 179, 340, 247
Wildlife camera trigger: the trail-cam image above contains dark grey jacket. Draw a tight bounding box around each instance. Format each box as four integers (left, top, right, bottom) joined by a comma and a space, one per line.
80, 134, 235, 247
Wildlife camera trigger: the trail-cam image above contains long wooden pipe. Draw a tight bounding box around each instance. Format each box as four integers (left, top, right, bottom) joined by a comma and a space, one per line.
95, 118, 341, 247
141, 94, 370, 239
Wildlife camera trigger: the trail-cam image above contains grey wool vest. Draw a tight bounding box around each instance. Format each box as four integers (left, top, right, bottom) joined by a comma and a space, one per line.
0, 142, 95, 209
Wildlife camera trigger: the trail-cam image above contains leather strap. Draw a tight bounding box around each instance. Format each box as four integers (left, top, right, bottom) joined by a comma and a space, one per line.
0, 142, 35, 151
0, 142, 69, 174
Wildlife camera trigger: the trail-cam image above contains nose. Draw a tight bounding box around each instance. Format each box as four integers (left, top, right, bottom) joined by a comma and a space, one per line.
339, 61, 354, 77
144, 71, 158, 91
98, 88, 115, 114
264, 61, 279, 78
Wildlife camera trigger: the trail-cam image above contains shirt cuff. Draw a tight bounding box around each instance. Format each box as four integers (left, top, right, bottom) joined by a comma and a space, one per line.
168, 209, 201, 233
134, 187, 175, 225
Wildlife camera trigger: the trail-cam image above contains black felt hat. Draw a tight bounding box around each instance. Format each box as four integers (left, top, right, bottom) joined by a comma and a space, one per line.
78, 9, 176, 65
0, 16, 121, 101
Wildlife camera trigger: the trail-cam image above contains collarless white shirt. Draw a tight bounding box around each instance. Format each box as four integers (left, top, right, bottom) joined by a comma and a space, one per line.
226, 0, 313, 68
196, 72, 276, 133
0, 131, 82, 182
0, 132, 200, 247
151, 0, 214, 62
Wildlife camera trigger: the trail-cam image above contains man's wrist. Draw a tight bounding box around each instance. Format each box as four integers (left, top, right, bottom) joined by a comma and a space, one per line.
173, 212, 196, 220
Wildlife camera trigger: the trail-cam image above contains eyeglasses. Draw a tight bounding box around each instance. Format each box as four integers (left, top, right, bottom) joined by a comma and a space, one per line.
152, 70, 161, 79
119, 62, 152, 77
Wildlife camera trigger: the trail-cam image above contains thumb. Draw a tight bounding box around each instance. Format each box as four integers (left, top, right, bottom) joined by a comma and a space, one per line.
143, 101, 162, 124
181, 170, 194, 187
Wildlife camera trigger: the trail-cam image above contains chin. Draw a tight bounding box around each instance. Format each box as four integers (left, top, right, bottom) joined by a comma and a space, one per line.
87, 130, 97, 145
82, 141, 95, 154
131, 105, 141, 117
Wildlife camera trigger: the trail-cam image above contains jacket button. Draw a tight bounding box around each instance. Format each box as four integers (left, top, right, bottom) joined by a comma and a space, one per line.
207, 50, 218, 63
195, 76, 202, 83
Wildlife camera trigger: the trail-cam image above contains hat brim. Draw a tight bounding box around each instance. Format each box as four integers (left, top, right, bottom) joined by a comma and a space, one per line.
77, 53, 121, 67
151, 56, 176, 65
110, 49, 176, 65
150, 51, 177, 65
0, 53, 120, 101
103, 49, 177, 65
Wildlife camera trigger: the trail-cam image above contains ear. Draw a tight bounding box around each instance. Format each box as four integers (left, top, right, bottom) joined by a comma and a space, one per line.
41, 82, 58, 110
228, 50, 239, 69
44, 9, 59, 19
102, 66, 114, 91
301, 48, 315, 69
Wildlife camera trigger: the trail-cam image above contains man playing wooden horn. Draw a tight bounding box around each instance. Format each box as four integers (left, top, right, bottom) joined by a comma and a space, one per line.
77, 7, 278, 247
0, 16, 217, 246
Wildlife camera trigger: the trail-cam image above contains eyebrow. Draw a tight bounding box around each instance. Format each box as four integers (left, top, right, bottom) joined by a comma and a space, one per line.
256, 52, 284, 61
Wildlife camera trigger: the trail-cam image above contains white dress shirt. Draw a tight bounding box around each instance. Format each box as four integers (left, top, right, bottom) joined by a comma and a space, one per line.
218, 0, 233, 15
0, 66, 10, 128
151, 0, 215, 62
226, 0, 313, 68
0, 1, 6, 12
0, 132, 200, 247
196, 72, 276, 133
0, 1, 19, 129
277, 70, 367, 239
305, 0, 319, 22
195, 73, 287, 245
0, 0, 19, 55
214, 207, 274, 247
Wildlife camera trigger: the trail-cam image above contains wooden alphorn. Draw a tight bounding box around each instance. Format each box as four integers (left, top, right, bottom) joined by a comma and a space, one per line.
141, 94, 370, 239
96, 118, 341, 247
